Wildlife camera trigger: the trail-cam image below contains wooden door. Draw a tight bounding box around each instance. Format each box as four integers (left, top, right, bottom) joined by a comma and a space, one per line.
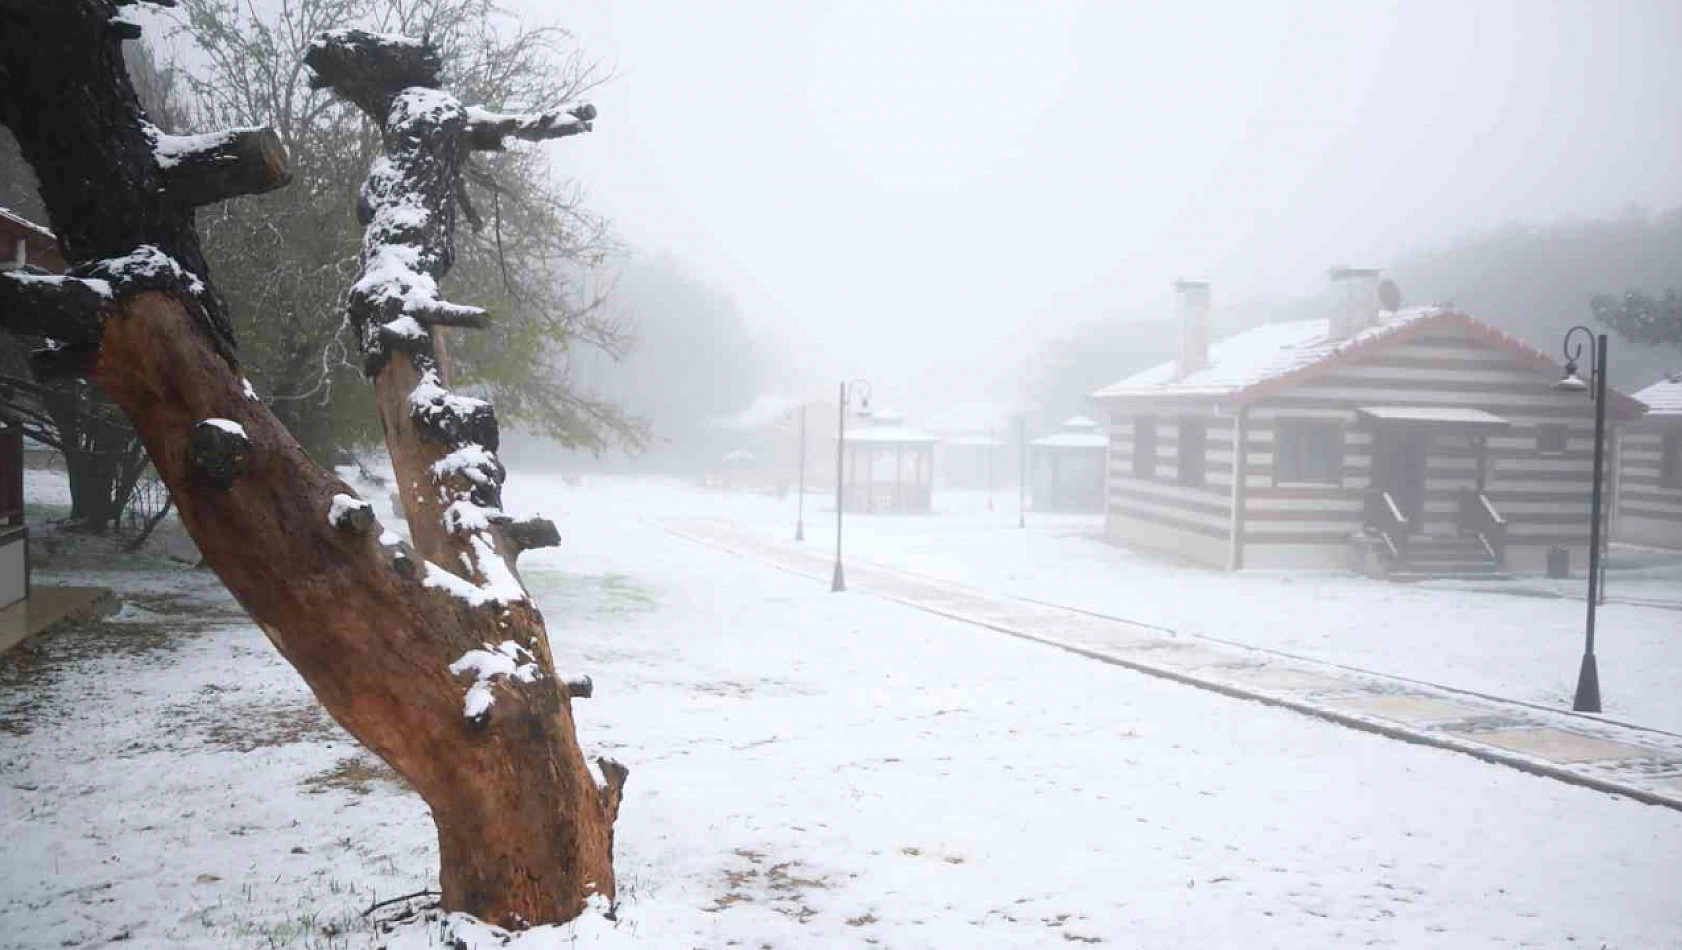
1375, 429, 1429, 533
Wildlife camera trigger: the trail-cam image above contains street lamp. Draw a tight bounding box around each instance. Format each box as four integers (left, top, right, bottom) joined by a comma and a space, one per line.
793, 402, 807, 542
1553, 326, 1608, 713
1018, 414, 1028, 528
833, 379, 871, 592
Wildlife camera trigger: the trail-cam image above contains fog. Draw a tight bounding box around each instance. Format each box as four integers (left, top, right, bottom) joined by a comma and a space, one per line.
528, 0, 1682, 414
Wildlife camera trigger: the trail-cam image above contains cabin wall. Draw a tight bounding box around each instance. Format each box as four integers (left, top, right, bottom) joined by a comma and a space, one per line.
1103, 406, 1233, 568
1615, 422, 1682, 548
1242, 329, 1608, 573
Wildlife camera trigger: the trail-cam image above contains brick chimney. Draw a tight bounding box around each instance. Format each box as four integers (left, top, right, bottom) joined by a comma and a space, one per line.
1327, 266, 1382, 340
1174, 278, 1211, 380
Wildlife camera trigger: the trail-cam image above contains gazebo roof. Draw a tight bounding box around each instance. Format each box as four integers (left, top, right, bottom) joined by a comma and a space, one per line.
844, 425, 940, 446
1031, 416, 1108, 449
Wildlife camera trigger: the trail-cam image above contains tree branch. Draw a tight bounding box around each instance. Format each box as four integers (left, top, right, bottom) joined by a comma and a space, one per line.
464, 103, 596, 152
0, 270, 113, 343
153, 126, 292, 207
304, 29, 442, 117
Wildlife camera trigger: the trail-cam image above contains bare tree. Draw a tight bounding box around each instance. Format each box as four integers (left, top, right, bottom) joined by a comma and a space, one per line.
0, 0, 624, 929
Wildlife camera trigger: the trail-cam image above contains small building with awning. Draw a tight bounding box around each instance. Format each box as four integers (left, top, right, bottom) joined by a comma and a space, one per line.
1029, 416, 1108, 512
1615, 374, 1681, 548
1090, 271, 1648, 577
842, 410, 938, 514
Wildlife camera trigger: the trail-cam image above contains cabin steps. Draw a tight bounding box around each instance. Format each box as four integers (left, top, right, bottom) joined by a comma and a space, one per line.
1388, 534, 1510, 582
1350, 531, 1512, 582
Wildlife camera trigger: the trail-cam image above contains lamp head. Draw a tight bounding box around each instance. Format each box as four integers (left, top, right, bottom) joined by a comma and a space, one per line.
1553, 360, 1590, 394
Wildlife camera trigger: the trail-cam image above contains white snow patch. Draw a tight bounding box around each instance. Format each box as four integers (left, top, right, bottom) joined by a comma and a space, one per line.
5, 271, 113, 298
448, 640, 539, 719
443, 500, 501, 534
241, 377, 259, 401
410, 368, 489, 421
432, 445, 499, 483
379, 530, 403, 547
200, 418, 246, 438
382, 315, 426, 339
327, 493, 371, 528
144, 123, 262, 171
383, 897, 627, 949
95, 245, 205, 295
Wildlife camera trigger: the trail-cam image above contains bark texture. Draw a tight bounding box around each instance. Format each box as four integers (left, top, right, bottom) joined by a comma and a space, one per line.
0, 1, 621, 929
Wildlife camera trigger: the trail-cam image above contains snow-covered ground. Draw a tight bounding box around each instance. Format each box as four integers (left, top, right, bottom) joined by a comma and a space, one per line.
648, 482, 1682, 734
3, 474, 1681, 947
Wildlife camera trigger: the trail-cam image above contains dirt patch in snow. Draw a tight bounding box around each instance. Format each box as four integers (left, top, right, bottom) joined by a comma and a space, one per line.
193, 698, 344, 753
303, 752, 410, 796
706, 848, 832, 924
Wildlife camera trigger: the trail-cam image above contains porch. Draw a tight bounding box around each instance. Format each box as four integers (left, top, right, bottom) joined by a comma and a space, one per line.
1355, 406, 1514, 579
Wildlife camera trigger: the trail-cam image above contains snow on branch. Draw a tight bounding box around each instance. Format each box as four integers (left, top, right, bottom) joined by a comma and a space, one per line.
447, 640, 541, 722
305, 30, 442, 118
189, 418, 251, 489
145, 123, 291, 207
328, 492, 376, 534
0, 270, 112, 342
464, 103, 597, 151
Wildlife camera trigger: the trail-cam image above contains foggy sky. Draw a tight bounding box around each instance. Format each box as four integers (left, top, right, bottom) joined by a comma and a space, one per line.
519, 1, 1682, 395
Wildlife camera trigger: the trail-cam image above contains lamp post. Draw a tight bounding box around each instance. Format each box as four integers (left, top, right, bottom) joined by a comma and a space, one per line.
987, 423, 996, 512
1553, 326, 1607, 713
795, 403, 807, 542
833, 379, 871, 592
1018, 414, 1028, 528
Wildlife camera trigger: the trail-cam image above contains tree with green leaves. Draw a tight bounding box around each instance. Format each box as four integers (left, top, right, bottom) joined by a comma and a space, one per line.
173, 0, 641, 463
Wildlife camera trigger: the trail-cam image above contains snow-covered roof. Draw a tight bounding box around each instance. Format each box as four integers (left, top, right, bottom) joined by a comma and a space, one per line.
1094, 308, 1441, 400
1030, 415, 1108, 449
1633, 373, 1682, 417
844, 413, 938, 445
1090, 307, 1648, 419
1357, 406, 1511, 429
1030, 431, 1109, 449
0, 206, 62, 271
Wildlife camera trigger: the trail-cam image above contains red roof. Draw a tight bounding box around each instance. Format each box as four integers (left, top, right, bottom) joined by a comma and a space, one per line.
1092, 307, 1648, 421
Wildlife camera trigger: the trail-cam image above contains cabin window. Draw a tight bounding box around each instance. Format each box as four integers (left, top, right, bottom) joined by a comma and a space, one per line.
1276, 421, 1342, 485
1536, 423, 1568, 456
1177, 418, 1206, 487
1663, 432, 1682, 489
1132, 417, 1156, 480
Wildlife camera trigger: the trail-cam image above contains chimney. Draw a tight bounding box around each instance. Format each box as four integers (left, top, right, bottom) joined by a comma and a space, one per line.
1174, 278, 1211, 380
1327, 266, 1382, 340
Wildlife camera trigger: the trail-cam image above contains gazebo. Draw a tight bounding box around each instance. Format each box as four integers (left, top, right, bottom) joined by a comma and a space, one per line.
842, 410, 938, 514
1029, 416, 1108, 512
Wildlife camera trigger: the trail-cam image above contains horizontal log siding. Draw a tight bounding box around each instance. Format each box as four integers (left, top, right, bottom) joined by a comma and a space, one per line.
1615, 426, 1682, 549
1239, 329, 1607, 569
1105, 408, 1234, 568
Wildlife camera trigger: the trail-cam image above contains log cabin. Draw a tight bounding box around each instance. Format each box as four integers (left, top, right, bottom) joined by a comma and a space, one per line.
1615, 373, 1681, 548
1090, 271, 1647, 578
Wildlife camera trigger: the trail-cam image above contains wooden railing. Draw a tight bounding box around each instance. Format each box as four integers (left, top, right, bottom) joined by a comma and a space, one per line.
1458, 489, 1507, 567
1362, 489, 1409, 562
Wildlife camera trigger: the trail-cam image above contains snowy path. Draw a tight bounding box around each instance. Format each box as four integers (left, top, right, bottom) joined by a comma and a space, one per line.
666, 518, 1682, 812
3, 483, 1681, 947
639, 482, 1682, 733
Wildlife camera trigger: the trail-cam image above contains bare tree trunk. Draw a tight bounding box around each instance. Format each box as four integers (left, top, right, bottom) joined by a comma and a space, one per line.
0, 0, 623, 929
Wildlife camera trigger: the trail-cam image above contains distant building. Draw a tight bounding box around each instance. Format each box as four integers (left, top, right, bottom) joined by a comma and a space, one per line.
1029, 416, 1108, 512
842, 409, 938, 514
1090, 272, 1647, 577
1615, 373, 1682, 548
